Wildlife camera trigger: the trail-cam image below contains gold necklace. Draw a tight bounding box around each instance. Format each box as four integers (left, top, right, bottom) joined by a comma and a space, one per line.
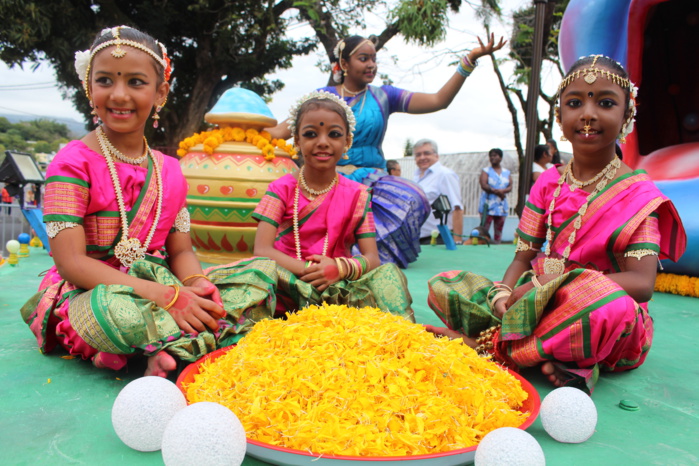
298, 167, 337, 200
97, 127, 148, 165
341, 84, 366, 96
566, 157, 619, 191
96, 129, 163, 268
543, 157, 620, 275
293, 182, 329, 261
340, 85, 368, 116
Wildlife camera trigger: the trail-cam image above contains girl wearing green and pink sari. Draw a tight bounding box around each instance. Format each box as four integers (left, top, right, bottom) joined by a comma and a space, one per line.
251, 91, 414, 321
425, 55, 686, 392
20, 26, 269, 378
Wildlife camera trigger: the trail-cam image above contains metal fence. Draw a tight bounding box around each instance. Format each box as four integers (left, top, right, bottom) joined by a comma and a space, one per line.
0, 202, 33, 258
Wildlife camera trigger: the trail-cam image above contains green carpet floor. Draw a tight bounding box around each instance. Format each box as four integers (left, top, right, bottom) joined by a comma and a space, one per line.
1, 245, 697, 465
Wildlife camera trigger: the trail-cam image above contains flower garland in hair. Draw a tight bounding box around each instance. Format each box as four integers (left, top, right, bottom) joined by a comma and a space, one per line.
331, 40, 346, 83
177, 127, 296, 159
287, 90, 357, 139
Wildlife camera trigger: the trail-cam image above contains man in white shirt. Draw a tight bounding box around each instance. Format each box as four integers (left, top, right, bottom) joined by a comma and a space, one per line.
412, 139, 464, 245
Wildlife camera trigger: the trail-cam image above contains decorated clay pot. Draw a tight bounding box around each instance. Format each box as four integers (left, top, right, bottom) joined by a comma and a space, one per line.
179, 88, 297, 264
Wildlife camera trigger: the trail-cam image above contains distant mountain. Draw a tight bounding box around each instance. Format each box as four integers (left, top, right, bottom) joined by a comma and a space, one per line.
0, 113, 87, 138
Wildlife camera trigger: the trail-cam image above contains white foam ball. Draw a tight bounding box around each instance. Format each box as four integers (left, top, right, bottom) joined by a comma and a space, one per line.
161, 402, 247, 466
475, 427, 545, 466
112, 376, 187, 451
540, 387, 597, 443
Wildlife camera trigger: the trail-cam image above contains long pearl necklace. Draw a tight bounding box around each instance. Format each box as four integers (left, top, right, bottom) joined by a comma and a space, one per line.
95, 128, 163, 268
97, 126, 148, 165
293, 179, 330, 261
566, 157, 619, 191
298, 166, 337, 200
543, 157, 620, 275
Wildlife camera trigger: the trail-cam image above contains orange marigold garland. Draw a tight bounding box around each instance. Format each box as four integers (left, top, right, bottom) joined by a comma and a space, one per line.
655, 272, 699, 298
177, 127, 296, 159
184, 304, 530, 457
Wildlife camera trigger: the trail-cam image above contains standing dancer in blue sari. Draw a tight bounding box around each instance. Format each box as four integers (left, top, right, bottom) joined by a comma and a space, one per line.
270, 34, 505, 267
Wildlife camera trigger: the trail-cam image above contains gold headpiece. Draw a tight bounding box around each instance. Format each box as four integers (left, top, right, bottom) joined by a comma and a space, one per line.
557, 55, 633, 94
556, 55, 639, 143
75, 26, 171, 100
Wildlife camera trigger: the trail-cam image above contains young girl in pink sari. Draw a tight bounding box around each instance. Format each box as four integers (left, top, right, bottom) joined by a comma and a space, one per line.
20, 26, 262, 378
252, 91, 414, 321
425, 55, 686, 392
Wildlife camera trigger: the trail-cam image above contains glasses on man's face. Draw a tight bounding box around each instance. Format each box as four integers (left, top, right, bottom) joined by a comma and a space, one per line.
414, 151, 435, 158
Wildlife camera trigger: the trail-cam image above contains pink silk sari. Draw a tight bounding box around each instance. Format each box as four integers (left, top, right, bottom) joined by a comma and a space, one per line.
428, 168, 686, 391
253, 173, 375, 259
23, 141, 188, 366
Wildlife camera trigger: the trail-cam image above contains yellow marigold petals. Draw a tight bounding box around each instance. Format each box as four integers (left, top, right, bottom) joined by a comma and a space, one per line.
184, 305, 530, 457
177, 126, 294, 158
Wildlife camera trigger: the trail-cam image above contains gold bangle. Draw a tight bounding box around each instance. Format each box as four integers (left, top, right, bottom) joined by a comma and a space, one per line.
335, 258, 345, 279
180, 273, 208, 285
531, 275, 543, 288
163, 284, 180, 311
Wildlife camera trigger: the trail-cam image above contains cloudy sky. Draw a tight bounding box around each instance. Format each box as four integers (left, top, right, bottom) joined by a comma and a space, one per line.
0, 0, 571, 158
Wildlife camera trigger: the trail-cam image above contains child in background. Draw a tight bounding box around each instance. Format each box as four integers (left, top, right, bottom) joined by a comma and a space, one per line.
425, 55, 686, 392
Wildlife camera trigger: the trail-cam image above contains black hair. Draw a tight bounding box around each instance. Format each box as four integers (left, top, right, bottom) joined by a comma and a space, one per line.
90, 26, 165, 83
534, 144, 550, 162
488, 148, 503, 158
293, 98, 350, 137
336, 35, 377, 84
386, 159, 399, 174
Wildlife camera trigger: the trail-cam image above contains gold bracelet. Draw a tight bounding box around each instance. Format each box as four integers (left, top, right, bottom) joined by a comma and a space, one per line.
180, 273, 208, 285
531, 275, 543, 288
163, 284, 180, 311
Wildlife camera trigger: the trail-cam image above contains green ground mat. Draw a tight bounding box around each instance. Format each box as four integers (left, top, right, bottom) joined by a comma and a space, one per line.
1, 245, 697, 465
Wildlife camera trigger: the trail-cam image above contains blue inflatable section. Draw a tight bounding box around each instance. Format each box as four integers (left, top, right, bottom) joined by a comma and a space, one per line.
559, 0, 633, 70
655, 179, 697, 276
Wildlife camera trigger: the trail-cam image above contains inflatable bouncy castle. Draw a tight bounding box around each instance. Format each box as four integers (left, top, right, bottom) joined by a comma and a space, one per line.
560, 0, 698, 276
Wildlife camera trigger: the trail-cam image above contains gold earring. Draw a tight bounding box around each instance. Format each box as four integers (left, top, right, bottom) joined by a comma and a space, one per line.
90, 101, 99, 125
560, 135, 567, 142
152, 105, 162, 128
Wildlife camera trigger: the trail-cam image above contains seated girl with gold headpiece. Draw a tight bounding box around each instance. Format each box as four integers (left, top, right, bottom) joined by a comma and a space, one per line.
424, 55, 686, 392
20, 26, 271, 378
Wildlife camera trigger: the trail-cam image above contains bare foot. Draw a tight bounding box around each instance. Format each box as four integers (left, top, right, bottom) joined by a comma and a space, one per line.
423, 324, 477, 348
145, 351, 177, 378
92, 352, 127, 370
541, 361, 568, 387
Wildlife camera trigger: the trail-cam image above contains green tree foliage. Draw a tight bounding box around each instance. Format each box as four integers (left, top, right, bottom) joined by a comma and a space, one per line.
483, 0, 568, 162
0, 0, 500, 152
0, 118, 69, 154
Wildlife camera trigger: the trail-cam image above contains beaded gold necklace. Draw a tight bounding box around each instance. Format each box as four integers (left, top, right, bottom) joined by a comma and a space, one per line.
543, 157, 621, 275
566, 157, 618, 191
298, 167, 337, 200
293, 174, 332, 261
97, 127, 148, 165
95, 128, 163, 268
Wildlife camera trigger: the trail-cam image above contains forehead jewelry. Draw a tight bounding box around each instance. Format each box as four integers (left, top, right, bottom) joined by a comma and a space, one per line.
557, 54, 638, 143
287, 90, 356, 139
588, 91, 593, 97
75, 26, 171, 100
557, 55, 633, 94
